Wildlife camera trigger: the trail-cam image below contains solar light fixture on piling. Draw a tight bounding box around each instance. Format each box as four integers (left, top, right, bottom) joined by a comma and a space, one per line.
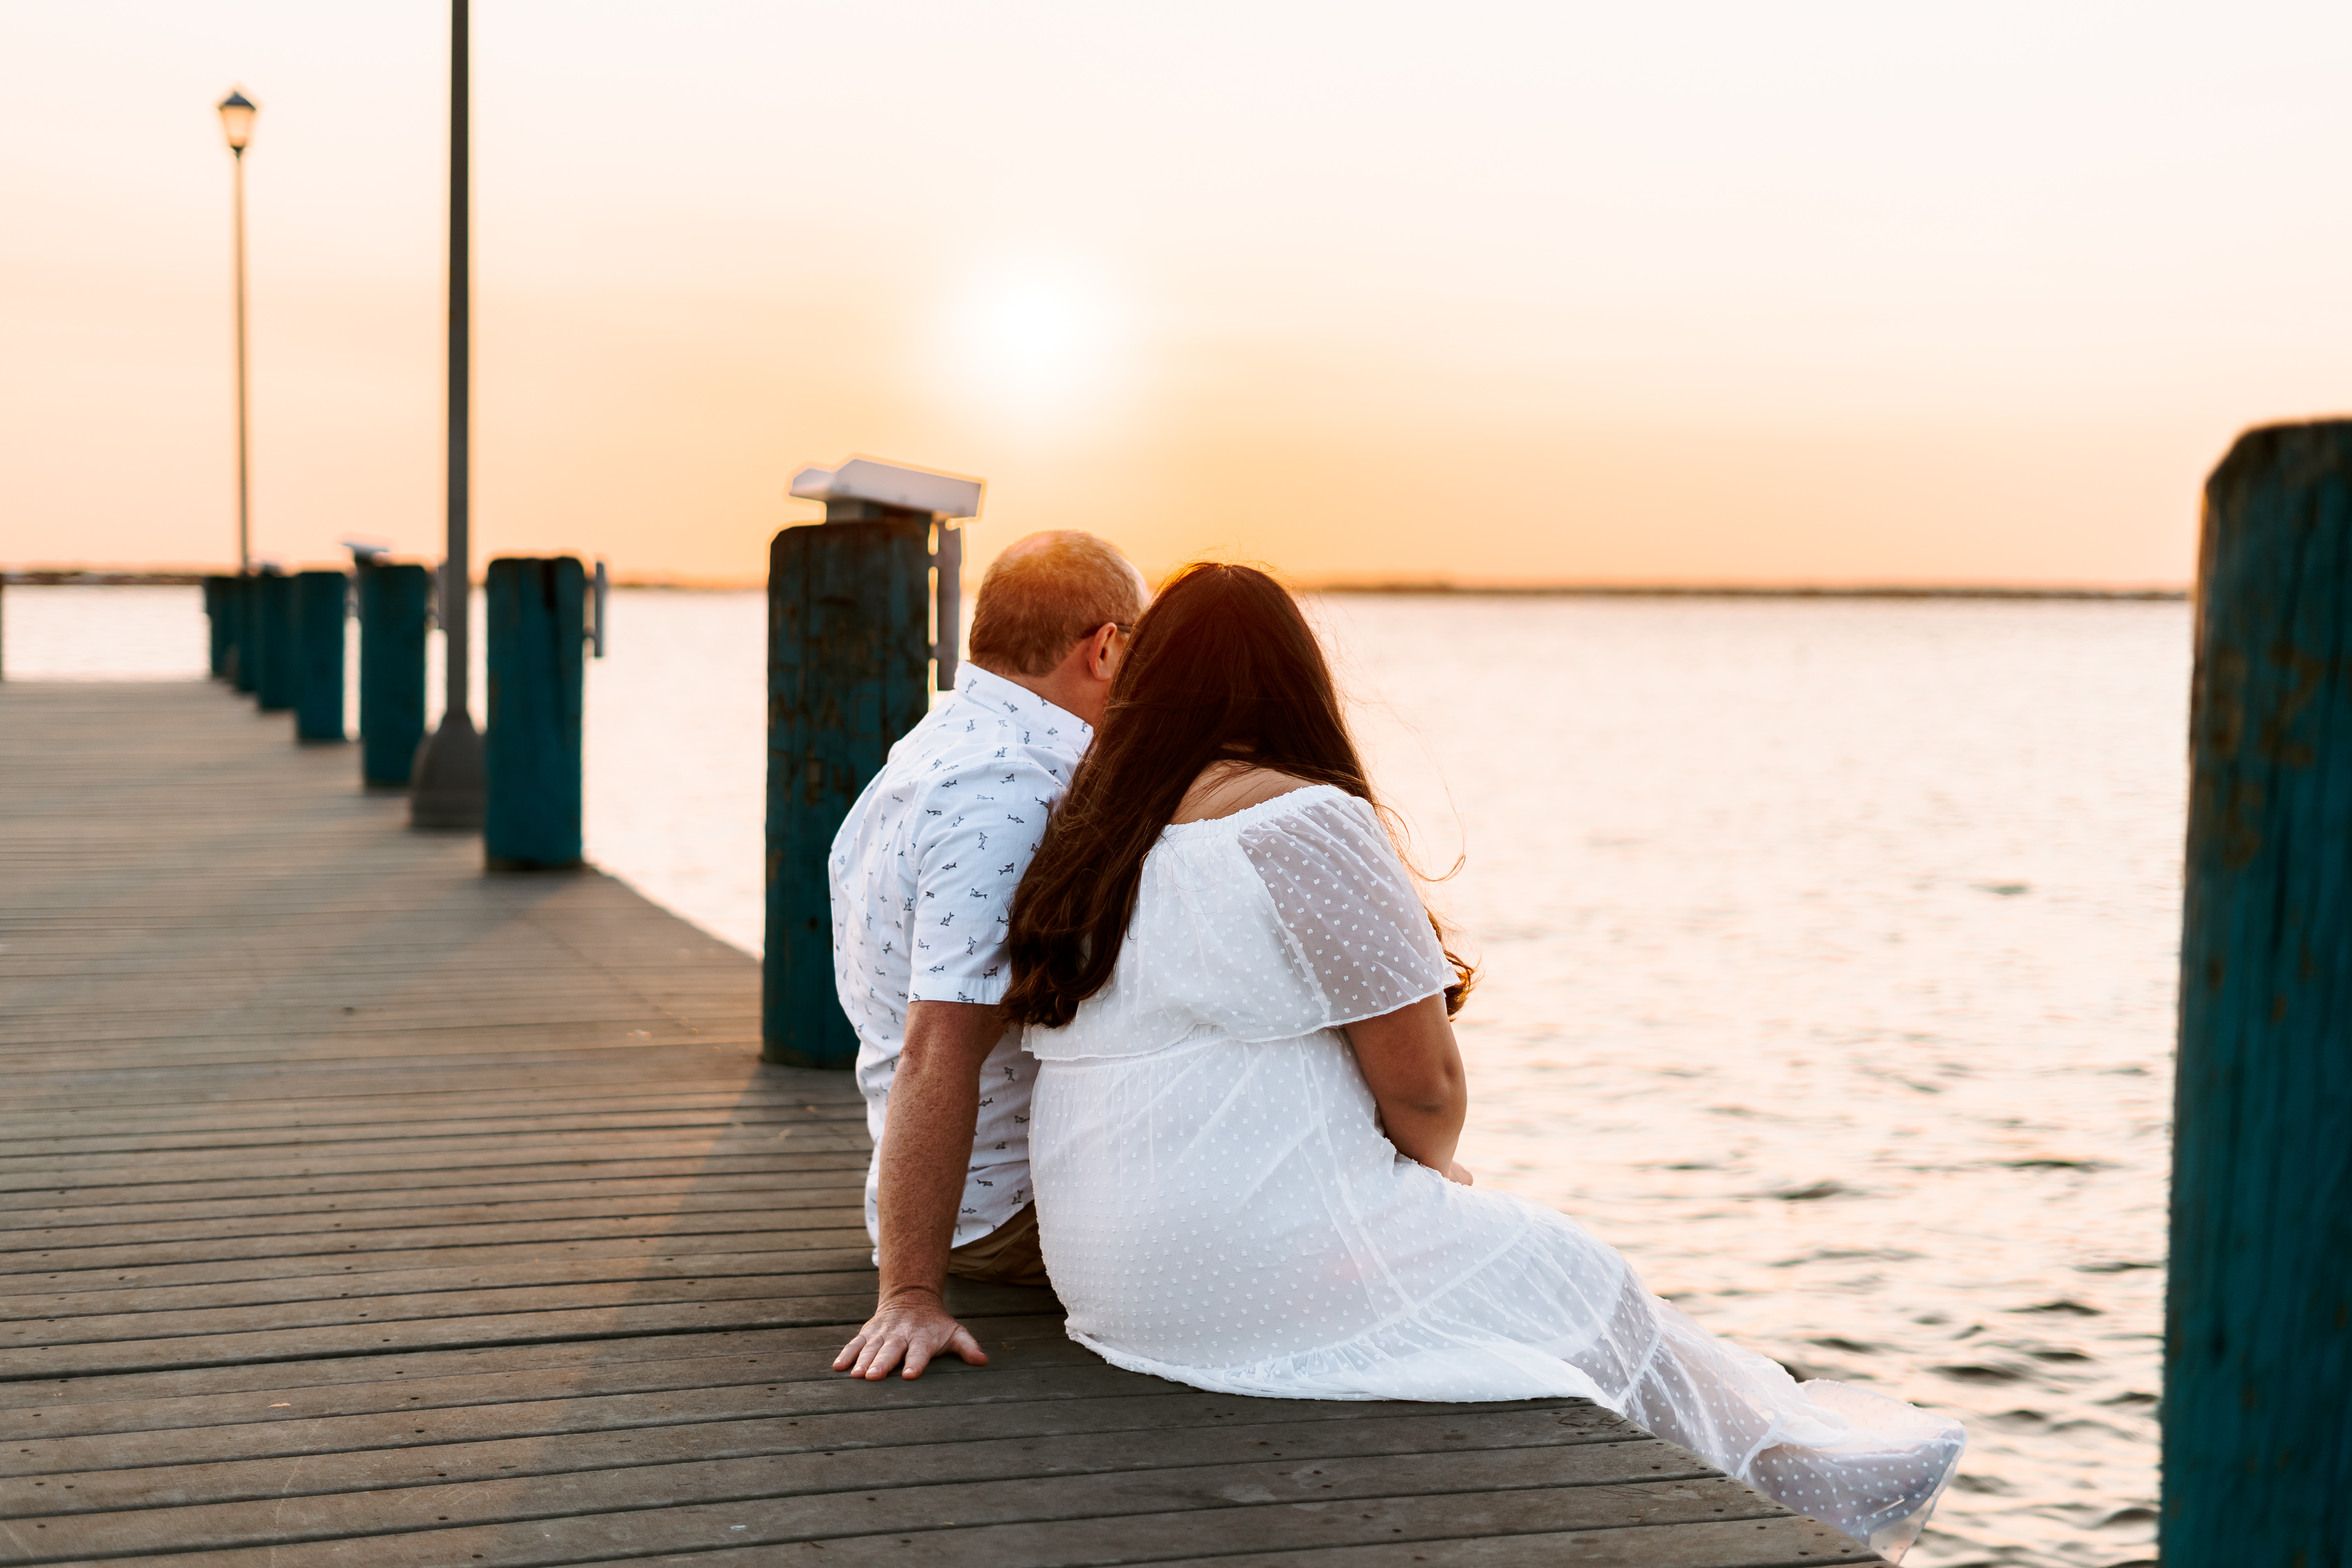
787, 459, 981, 694
409, 0, 485, 831
763, 457, 982, 1068
216, 90, 257, 576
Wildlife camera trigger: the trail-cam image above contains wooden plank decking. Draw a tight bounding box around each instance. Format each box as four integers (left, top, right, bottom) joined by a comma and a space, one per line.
0, 680, 1883, 1567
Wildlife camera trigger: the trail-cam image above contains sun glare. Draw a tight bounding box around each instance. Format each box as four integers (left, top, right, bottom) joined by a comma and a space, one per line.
988, 282, 1088, 370
928, 264, 1136, 433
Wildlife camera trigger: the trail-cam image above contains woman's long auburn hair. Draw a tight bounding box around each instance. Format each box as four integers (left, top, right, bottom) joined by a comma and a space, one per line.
1003, 562, 1475, 1030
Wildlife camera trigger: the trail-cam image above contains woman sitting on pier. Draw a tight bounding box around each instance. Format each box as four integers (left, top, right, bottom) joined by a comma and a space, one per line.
998, 563, 1966, 1561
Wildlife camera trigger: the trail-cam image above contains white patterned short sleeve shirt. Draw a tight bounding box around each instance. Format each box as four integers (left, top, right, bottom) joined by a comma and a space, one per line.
828, 665, 1090, 1249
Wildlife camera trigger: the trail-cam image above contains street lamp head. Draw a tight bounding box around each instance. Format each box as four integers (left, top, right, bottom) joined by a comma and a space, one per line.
217, 89, 258, 154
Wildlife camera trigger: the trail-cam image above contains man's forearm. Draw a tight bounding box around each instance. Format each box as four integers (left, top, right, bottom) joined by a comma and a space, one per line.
871, 1001, 1006, 1306
873, 1058, 982, 1302
833, 1001, 1007, 1382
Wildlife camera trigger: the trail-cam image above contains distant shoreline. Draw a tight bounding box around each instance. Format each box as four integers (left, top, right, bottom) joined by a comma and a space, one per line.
3, 568, 2189, 602
1301, 582, 2189, 601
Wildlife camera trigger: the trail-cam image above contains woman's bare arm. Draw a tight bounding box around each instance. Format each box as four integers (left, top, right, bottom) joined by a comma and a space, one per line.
1175, 766, 1470, 1182
1344, 993, 1473, 1184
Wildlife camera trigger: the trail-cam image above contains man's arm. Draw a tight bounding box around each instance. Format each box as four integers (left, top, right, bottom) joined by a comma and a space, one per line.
833, 999, 1008, 1380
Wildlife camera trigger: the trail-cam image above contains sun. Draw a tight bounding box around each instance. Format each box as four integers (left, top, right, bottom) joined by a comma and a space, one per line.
988, 282, 1089, 372
930, 263, 1136, 430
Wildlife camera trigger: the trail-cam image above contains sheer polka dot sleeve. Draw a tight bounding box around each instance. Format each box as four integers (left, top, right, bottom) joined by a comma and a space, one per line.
1233, 790, 1453, 1033
1024, 785, 1456, 1060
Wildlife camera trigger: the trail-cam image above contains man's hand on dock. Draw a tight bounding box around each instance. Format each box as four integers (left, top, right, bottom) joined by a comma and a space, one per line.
834, 1287, 991, 1380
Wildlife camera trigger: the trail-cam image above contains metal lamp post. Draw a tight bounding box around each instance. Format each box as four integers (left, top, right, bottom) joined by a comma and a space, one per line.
217, 90, 257, 575
410, 0, 485, 829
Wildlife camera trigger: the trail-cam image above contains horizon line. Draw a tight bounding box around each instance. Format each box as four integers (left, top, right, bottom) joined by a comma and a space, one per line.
1296, 580, 2190, 601
4, 566, 2192, 602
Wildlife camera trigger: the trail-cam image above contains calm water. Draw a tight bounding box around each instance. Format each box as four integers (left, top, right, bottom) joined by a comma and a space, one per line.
8, 584, 2185, 1568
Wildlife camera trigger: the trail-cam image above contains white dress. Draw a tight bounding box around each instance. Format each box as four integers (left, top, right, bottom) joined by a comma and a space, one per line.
1024, 785, 1965, 1560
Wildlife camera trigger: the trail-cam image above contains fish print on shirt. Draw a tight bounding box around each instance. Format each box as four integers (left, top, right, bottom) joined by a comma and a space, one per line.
826, 664, 1090, 1250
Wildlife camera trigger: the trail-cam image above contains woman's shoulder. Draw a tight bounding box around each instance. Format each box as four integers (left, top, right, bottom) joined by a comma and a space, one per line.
1168, 762, 1329, 826
1156, 769, 1384, 853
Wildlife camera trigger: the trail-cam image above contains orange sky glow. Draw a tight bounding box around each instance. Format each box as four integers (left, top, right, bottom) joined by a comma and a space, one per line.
7, 1, 2351, 587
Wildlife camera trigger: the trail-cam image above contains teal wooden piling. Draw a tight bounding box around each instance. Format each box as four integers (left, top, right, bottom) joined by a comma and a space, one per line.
2163, 418, 2352, 1564
254, 570, 296, 712
762, 520, 930, 1068
232, 574, 261, 694
292, 570, 349, 742
203, 575, 237, 679
358, 561, 431, 786
484, 555, 586, 871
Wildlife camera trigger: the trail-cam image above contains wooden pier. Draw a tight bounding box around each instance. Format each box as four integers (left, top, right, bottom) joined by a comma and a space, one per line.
0, 681, 1885, 1566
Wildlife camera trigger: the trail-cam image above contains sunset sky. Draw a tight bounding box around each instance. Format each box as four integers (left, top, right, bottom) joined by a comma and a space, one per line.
7, 1, 2350, 586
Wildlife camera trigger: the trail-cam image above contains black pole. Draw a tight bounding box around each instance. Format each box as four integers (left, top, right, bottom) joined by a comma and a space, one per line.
230, 143, 251, 575
445, 0, 469, 726
409, 0, 485, 829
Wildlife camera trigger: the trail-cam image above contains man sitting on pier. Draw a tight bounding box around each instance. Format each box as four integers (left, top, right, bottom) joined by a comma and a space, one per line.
828, 530, 1148, 1381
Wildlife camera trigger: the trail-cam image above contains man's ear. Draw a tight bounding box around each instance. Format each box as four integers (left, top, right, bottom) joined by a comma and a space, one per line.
1087, 622, 1120, 680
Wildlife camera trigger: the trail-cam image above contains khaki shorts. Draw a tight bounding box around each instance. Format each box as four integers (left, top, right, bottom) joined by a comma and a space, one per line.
946, 1202, 1050, 1290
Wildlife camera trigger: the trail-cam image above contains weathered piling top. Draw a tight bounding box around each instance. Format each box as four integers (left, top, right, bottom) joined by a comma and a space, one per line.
0, 681, 1886, 1566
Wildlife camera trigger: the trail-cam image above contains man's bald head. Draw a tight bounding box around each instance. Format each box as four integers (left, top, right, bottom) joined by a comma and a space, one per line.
968, 531, 1147, 678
